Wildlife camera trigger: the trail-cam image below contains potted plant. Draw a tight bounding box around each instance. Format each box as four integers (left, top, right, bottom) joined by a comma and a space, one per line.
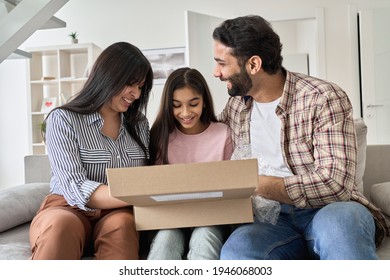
69, 32, 78, 44
38, 121, 47, 143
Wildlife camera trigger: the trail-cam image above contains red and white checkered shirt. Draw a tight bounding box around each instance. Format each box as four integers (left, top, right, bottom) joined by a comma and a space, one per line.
218, 70, 390, 246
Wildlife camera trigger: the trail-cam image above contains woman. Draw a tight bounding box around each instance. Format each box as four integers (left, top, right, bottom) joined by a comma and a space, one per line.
147, 67, 233, 260
29, 42, 153, 260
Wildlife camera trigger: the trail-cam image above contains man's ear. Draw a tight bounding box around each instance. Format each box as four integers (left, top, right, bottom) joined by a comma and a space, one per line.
247, 56, 262, 74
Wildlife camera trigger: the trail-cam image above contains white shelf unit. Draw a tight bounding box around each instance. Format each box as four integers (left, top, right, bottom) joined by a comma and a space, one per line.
26, 43, 102, 154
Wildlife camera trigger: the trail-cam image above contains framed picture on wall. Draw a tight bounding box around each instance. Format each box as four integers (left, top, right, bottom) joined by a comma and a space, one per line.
41, 97, 57, 113
142, 47, 187, 85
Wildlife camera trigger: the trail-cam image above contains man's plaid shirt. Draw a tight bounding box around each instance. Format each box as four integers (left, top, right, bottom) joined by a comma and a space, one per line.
218, 70, 390, 246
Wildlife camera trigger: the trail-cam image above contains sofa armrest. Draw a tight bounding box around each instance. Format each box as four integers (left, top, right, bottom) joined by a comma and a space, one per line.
362, 145, 390, 199
0, 183, 50, 233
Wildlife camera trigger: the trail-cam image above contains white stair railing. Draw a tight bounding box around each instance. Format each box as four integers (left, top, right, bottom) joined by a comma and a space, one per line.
0, 0, 68, 63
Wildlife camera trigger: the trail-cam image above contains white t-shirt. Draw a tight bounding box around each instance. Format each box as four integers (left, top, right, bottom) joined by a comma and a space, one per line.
250, 99, 292, 177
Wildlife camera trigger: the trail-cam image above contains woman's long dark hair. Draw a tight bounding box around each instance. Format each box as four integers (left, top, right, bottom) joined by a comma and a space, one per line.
43, 42, 153, 157
149, 67, 217, 164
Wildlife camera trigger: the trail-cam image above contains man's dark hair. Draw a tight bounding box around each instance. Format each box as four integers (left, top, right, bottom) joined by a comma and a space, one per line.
213, 15, 283, 74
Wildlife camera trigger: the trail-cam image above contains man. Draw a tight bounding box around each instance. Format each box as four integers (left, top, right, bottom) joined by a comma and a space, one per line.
213, 15, 390, 259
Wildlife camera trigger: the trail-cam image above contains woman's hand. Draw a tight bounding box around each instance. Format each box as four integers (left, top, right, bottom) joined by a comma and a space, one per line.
87, 184, 130, 209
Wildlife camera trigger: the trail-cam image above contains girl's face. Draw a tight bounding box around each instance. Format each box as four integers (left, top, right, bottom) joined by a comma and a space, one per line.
172, 86, 205, 135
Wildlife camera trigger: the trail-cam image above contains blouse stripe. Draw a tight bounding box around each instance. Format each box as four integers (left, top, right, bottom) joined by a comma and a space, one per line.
45, 109, 149, 211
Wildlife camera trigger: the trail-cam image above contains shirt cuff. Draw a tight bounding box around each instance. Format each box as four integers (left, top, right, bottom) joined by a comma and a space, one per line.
283, 175, 307, 208
79, 180, 103, 211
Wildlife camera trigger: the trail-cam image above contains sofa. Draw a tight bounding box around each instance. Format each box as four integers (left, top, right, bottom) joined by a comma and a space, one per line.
1, 118, 389, 260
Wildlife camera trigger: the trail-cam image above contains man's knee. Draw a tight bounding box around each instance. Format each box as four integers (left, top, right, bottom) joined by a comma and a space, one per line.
314, 202, 374, 230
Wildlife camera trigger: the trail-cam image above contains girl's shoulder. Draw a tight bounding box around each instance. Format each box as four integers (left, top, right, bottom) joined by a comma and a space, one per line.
210, 121, 230, 128
209, 121, 231, 133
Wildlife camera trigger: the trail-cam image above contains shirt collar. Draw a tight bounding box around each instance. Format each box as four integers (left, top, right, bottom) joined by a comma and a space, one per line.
86, 111, 102, 126
278, 69, 295, 115
235, 68, 294, 112
86, 112, 125, 126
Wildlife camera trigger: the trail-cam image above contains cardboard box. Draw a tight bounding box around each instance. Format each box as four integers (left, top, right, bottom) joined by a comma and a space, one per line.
107, 159, 258, 230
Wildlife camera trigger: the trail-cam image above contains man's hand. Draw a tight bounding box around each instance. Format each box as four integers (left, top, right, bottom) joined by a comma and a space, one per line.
254, 175, 293, 205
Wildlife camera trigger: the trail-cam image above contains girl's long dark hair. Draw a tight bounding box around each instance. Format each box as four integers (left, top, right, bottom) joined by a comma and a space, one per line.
149, 67, 217, 164
43, 41, 153, 157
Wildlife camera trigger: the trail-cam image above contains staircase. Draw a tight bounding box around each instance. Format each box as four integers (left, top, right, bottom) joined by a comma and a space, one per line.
0, 0, 69, 63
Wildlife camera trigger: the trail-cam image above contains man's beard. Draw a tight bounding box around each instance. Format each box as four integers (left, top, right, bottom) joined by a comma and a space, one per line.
226, 67, 253, 97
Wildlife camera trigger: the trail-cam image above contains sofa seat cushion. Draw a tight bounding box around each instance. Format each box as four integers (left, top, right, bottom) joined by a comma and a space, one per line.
0, 183, 49, 233
377, 230, 390, 260
370, 182, 390, 216
0, 223, 31, 260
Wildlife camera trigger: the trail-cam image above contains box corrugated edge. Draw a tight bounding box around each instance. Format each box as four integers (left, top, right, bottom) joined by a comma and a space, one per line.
134, 197, 254, 230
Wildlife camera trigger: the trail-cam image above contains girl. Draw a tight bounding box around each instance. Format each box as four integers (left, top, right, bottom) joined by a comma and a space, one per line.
148, 67, 233, 260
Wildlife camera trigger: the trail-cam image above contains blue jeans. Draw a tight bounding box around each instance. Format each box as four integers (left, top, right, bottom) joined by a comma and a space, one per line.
221, 202, 377, 260
147, 226, 226, 260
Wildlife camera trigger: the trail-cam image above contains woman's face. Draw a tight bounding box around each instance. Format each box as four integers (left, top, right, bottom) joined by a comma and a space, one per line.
172, 86, 205, 135
106, 82, 144, 114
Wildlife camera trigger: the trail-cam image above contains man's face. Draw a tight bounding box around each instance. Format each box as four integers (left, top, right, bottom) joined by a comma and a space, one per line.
213, 41, 252, 97
225, 65, 253, 97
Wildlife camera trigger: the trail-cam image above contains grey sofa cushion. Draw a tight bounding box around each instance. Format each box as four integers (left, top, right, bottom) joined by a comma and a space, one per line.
354, 118, 367, 194
371, 182, 390, 217
0, 223, 31, 260
0, 183, 49, 233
